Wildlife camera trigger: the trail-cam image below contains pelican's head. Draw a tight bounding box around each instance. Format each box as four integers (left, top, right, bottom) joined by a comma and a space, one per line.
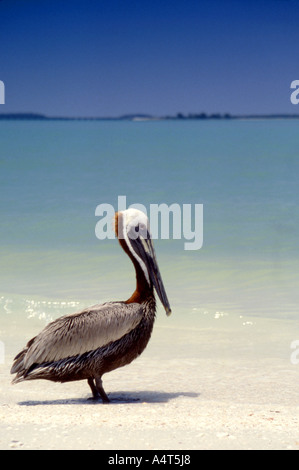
115, 208, 171, 316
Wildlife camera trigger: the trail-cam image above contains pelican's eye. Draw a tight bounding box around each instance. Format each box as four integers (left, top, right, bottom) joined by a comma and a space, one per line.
138, 223, 148, 238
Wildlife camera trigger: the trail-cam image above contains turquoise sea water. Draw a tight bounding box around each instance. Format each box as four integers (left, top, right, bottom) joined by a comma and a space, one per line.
0, 119, 298, 338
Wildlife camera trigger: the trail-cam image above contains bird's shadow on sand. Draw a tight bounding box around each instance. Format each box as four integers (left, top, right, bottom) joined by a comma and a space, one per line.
18, 391, 199, 406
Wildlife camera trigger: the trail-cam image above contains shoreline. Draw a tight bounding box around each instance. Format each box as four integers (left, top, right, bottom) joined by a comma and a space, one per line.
1, 316, 299, 450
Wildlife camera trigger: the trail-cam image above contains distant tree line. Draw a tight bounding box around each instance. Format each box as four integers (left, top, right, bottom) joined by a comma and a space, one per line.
170, 112, 232, 120
1, 112, 299, 121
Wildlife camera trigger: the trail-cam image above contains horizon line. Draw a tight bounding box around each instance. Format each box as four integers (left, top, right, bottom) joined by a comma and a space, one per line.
1, 111, 299, 121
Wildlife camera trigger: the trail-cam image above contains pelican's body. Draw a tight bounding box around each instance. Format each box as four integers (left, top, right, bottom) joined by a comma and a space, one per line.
11, 209, 171, 403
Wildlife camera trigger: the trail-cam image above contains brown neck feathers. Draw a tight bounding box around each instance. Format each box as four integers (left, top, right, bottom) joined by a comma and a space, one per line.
114, 212, 152, 304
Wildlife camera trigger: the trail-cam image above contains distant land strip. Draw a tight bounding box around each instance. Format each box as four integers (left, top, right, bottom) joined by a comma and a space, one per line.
1, 112, 299, 121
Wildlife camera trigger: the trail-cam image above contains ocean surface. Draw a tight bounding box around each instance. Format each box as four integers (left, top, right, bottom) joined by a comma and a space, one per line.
0, 119, 298, 351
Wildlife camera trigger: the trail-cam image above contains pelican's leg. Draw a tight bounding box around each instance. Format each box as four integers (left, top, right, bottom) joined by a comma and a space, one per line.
95, 377, 110, 404
87, 378, 101, 400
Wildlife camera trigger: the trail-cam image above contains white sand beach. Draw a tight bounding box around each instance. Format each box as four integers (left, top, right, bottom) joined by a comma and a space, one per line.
1, 313, 298, 450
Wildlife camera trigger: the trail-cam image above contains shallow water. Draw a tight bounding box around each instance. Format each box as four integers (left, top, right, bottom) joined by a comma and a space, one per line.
0, 119, 298, 360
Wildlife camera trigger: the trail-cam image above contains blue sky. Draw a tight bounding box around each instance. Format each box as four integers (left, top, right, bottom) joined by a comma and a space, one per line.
0, 0, 299, 117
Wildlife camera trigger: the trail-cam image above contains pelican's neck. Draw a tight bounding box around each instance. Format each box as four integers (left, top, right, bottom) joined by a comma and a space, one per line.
114, 211, 154, 304
127, 264, 153, 304
117, 236, 153, 304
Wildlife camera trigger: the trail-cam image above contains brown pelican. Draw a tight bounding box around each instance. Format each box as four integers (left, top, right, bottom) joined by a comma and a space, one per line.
11, 208, 171, 403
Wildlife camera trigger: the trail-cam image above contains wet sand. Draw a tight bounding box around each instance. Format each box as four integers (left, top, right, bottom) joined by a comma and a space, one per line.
1, 315, 299, 450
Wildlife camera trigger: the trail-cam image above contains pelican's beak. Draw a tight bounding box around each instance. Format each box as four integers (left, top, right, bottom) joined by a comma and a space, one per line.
133, 233, 172, 316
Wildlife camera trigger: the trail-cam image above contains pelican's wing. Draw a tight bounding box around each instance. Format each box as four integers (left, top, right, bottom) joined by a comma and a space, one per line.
12, 302, 143, 372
